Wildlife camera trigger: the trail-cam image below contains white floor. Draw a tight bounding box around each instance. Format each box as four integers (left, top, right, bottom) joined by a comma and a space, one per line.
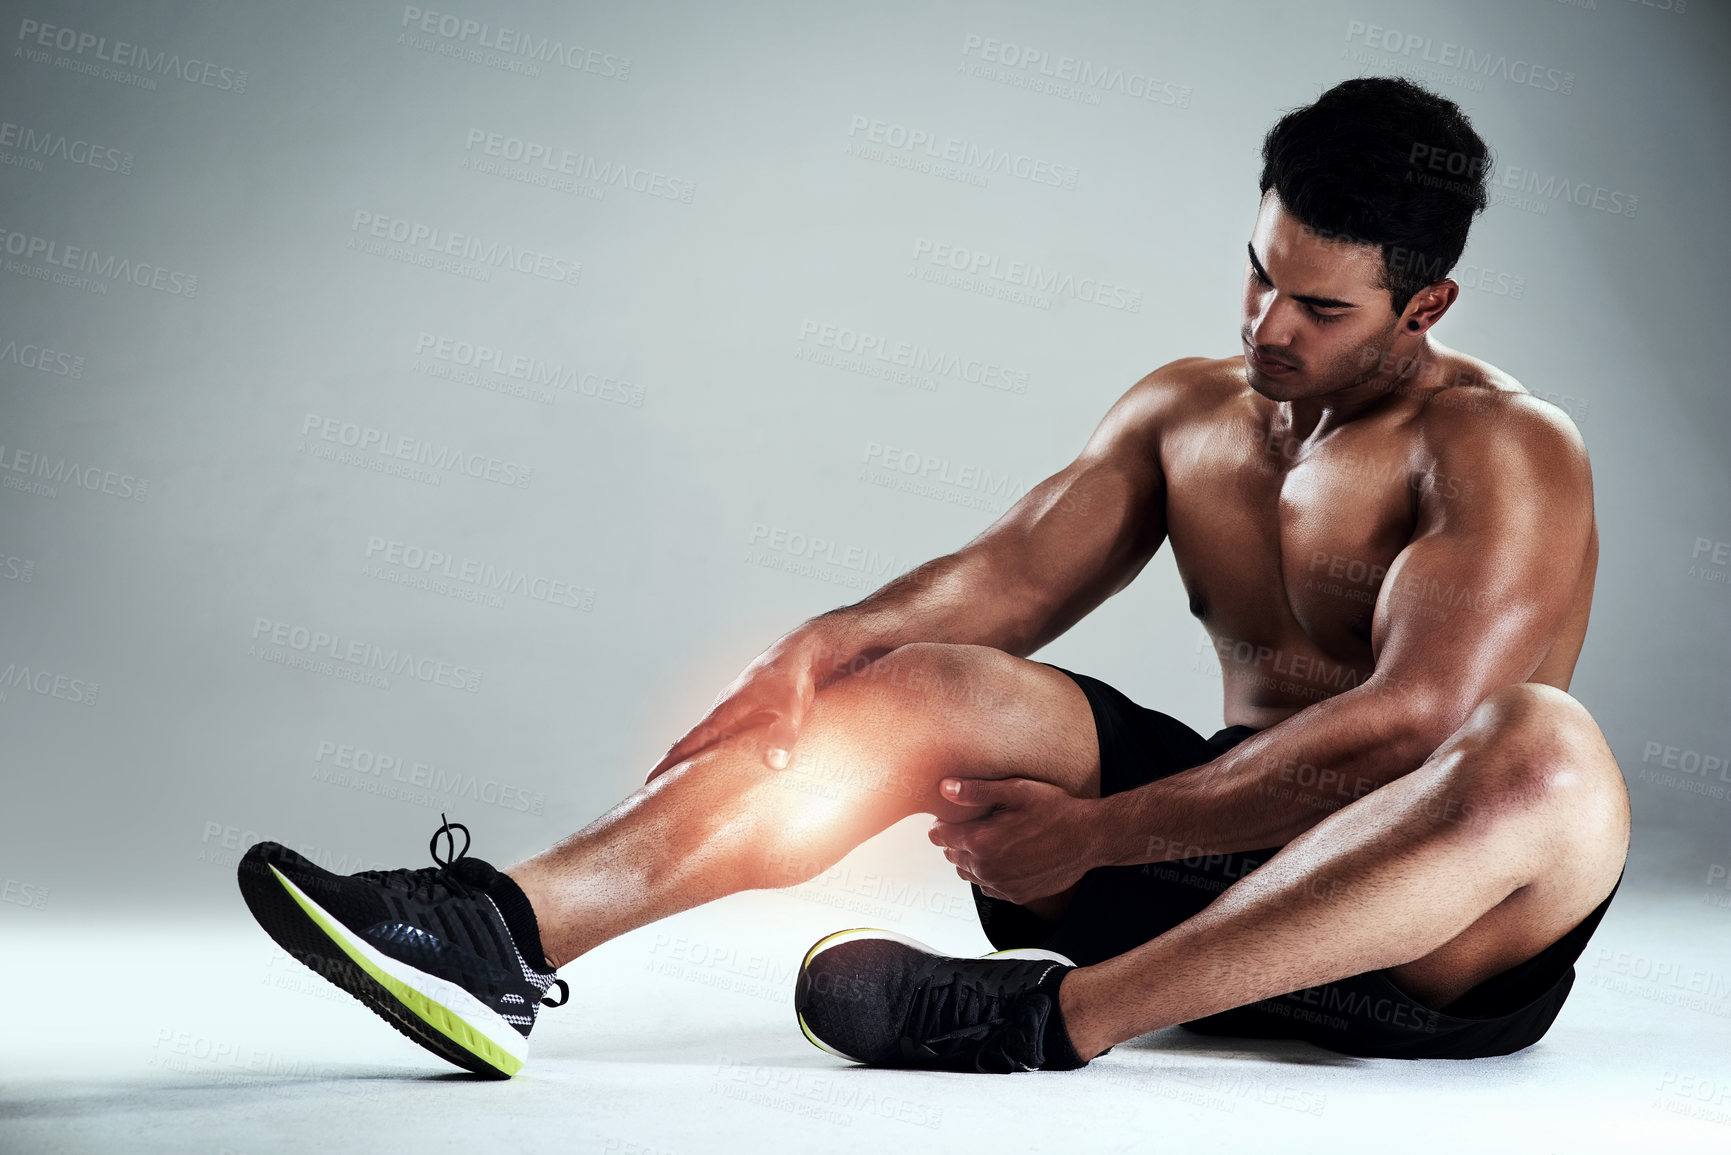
8, 837, 1731, 1154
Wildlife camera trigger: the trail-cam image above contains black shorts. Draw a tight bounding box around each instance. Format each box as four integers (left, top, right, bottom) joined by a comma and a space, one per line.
971, 664, 1621, 1060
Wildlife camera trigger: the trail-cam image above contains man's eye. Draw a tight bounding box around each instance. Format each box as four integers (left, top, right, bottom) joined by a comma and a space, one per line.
1308, 308, 1345, 325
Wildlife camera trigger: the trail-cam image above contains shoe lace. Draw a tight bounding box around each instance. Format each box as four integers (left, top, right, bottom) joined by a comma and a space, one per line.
353, 813, 479, 905
348, 815, 569, 1010
898, 966, 1045, 1072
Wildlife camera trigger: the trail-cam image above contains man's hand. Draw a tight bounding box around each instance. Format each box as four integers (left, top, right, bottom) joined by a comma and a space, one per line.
926, 777, 1103, 905
646, 624, 859, 783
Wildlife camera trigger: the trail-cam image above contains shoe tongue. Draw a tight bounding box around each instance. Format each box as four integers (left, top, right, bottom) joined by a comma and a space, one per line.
447, 856, 498, 886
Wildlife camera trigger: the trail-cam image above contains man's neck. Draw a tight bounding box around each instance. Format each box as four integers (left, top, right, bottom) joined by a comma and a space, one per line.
1282, 335, 1436, 441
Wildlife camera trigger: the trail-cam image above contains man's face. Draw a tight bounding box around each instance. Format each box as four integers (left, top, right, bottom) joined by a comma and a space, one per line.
1240, 191, 1403, 401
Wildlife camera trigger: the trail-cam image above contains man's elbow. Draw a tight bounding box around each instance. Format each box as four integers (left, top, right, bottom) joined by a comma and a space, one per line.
1360, 675, 1476, 765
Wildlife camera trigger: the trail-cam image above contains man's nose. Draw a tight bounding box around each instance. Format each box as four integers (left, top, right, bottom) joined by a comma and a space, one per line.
1247, 294, 1296, 349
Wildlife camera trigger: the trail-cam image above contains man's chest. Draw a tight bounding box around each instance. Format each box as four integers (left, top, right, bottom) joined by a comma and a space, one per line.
1162, 431, 1420, 656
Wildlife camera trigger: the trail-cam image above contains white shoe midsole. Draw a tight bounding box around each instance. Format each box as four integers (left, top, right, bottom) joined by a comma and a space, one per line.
272, 866, 528, 1065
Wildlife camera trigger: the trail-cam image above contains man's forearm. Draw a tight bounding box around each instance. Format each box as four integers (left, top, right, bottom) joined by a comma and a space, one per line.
812, 551, 1049, 662
1096, 678, 1461, 864
807, 453, 1160, 667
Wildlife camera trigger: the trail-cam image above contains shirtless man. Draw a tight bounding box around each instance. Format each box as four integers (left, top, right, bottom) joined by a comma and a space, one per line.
238, 76, 1628, 1077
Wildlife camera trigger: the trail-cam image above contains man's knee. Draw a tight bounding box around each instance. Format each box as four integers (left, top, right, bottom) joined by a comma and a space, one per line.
840, 642, 1097, 802
1444, 683, 1627, 828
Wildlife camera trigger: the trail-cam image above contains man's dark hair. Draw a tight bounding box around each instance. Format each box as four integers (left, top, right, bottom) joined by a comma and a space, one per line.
1259, 77, 1491, 314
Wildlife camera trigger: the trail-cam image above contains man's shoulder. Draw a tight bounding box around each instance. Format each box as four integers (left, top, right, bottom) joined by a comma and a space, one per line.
1415, 349, 1591, 487
1136, 354, 1244, 391
1119, 355, 1247, 419
1086, 357, 1248, 458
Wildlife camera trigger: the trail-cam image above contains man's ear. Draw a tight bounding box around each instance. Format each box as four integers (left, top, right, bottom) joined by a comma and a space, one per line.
1401, 281, 1459, 335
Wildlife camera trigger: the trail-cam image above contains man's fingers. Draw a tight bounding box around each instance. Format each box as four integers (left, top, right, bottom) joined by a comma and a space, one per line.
761, 715, 799, 771
959, 869, 1010, 901
927, 819, 967, 849
646, 744, 695, 783
650, 706, 739, 775
939, 776, 1017, 809
647, 744, 696, 782
647, 739, 689, 781
647, 689, 788, 782
647, 729, 720, 782
761, 667, 817, 770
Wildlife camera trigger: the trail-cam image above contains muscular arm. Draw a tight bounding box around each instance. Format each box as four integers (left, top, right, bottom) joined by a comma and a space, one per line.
1095, 396, 1597, 863
817, 363, 1193, 660
649, 363, 1196, 777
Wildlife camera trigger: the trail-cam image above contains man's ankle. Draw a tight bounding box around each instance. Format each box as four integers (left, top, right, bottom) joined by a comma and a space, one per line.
1034, 967, 1088, 1069
493, 867, 558, 971
1055, 966, 1114, 1062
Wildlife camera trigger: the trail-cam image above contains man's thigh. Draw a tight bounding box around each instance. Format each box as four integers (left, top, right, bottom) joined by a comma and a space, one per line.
1379, 686, 1630, 1009
1191, 683, 1629, 1059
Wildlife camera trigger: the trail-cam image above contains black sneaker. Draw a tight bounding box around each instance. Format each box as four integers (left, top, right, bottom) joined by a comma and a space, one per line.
236, 815, 566, 1078
794, 928, 1084, 1073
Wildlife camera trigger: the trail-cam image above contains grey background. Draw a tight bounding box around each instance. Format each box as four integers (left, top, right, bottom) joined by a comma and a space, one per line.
0, 0, 1725, 922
